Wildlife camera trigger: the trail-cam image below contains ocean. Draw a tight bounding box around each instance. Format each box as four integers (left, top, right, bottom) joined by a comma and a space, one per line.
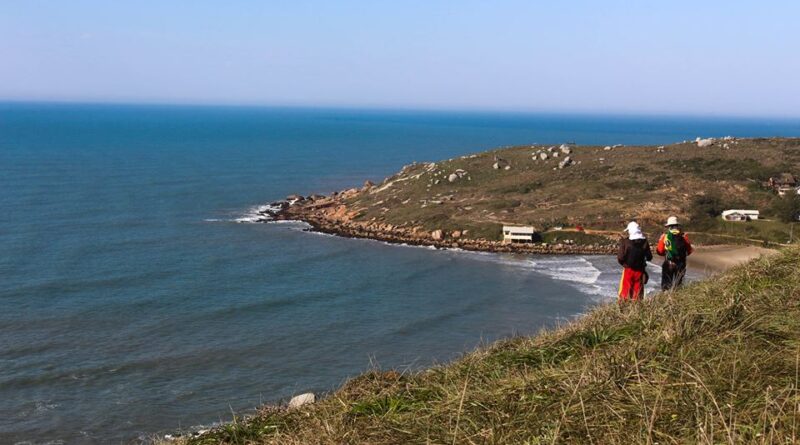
2, 103, 798, 444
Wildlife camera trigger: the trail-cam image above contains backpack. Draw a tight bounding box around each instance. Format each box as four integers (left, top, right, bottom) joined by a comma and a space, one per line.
664, 230, 687, 262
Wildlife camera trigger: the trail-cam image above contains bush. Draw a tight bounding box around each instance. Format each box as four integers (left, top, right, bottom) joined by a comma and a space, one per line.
689, 194, 725, 230
770, 194, 800, 222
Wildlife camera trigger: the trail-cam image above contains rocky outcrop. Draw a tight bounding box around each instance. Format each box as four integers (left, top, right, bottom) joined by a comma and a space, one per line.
492, 157, 510, 170
696, 137, 715, 147
268, 192, 616, 256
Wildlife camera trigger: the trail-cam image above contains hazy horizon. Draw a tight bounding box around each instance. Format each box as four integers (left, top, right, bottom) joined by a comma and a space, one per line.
2, 1, 799, 118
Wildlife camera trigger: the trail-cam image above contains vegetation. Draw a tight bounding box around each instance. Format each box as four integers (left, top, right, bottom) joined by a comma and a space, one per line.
338, 138, 800, 245
771, 195, 800, 223
176, 247, 800, 445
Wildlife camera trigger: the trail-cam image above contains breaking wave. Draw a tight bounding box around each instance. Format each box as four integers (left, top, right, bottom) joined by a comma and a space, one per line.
234, 204, 283, 223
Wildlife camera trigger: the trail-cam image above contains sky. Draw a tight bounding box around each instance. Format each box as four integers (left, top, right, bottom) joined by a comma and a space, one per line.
1, 1, 799, 117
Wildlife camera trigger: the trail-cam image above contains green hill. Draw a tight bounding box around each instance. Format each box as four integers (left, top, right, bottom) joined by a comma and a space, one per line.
177, 246, 800, 444
334, 137, 800, 245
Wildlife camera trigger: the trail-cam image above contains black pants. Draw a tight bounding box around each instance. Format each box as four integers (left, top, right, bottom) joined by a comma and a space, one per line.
661, 260, 686, 291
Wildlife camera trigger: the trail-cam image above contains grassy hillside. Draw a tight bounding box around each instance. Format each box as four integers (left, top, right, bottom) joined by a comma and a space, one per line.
341, 138, 800, 243
178, 246, 800, 444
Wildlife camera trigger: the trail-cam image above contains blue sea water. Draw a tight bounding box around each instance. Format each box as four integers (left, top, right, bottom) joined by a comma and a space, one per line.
1, 103, 799, 444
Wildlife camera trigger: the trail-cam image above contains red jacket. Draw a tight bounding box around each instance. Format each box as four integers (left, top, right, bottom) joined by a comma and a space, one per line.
656, 232, 693, 258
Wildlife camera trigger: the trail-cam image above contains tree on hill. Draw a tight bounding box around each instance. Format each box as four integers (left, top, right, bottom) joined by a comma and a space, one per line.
771, 194, 800, 222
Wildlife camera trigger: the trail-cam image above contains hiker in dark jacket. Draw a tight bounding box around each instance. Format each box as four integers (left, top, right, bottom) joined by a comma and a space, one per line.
656, 216, 693, 290
617, 221, 653, 302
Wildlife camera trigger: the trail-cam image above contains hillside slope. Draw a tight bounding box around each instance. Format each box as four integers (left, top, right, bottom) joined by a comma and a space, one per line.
179, 246, 800, 445
329, 137, 800, 244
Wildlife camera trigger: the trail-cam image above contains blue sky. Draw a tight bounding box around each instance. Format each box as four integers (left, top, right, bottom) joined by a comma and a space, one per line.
1, 1, 799, 117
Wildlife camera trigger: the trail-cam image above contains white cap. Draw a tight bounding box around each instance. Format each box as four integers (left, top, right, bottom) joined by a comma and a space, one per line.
665, 216, 680, 227
625, 221, 645, 240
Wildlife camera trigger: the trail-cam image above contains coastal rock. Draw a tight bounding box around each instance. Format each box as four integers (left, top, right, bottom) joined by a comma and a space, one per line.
431, 229, 444, 240
492, 157, 510, 170
448, 173, 459, 183
558, 156, 574, 169
341, 188, 359, 198
696, 137, 715, 147
363, 180, 375, 190
560, 144, 573, 154
539, 152, 549, 161
451, 230, 462, 239
603, 146, 612, 151
286, 194, 304, 202
288, 392, 316, 409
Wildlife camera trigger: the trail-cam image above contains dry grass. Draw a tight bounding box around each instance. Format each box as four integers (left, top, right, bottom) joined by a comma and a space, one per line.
342, 138, 800, 242
175, 247, 800, 445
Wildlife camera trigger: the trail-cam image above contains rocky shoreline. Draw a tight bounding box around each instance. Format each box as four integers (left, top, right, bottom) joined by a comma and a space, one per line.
258, 192, 617, 256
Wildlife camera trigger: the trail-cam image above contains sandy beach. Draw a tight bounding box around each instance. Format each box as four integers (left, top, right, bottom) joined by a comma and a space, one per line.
687, 245, 777, 275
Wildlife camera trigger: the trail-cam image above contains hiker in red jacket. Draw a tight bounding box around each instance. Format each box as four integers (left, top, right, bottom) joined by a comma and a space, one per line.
656, 216, 693, 290
617, 221, 653, 302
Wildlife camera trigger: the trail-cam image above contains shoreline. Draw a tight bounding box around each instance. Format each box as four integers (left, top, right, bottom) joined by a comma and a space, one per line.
260, 198, 776, 272
266, 197, 618, 255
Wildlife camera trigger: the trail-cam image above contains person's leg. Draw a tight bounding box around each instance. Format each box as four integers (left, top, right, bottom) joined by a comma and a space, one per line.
619, 268, 633, 302
674, 263, 687, 288
632, 269, 644, 301
661, 262, 673, 291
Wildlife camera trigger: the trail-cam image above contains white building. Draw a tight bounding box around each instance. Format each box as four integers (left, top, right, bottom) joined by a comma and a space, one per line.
502, 225, 535, 243
721, 210, 760, 222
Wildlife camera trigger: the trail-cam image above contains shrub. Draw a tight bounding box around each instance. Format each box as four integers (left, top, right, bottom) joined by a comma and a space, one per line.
770, 194, 800, 222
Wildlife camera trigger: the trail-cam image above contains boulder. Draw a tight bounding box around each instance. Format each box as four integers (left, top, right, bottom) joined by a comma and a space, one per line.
451, 230, 462, 239
603, 146, 612, 151
558, 156, 574, 169
448, 173, 459, 183
286, 194, 304, 201
696, 137, 714, 147
539, 152, 549, 161
492, 157, 510, 170
431, 229, 444, 240
560, 144, 573, 154
288, 392, 315, 409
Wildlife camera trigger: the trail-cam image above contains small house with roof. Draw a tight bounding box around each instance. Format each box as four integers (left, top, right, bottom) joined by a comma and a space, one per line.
721, 209, 760, 222
502, 225, 535, 244
768, 173, 798, 196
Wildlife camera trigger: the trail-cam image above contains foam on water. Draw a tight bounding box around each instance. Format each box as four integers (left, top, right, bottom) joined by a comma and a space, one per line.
234, 204, 283, 223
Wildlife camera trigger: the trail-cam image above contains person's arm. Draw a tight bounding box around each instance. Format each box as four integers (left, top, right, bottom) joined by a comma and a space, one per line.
656, 234, 666, 256
617, 239, 627, 266
645, 240, 653, 262
684, 234, 693, 256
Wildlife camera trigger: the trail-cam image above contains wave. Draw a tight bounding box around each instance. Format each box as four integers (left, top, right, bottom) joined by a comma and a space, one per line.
234, 203, 284, 223
529, 257, 601, 285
